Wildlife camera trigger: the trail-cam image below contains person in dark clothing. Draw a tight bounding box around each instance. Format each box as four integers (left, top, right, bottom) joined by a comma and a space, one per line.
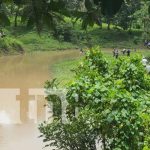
127, 49, 131, 56
115, 49, 119, 59
80, 47, 84, 54
113, 48, 116, 57
144, 40, 148, 46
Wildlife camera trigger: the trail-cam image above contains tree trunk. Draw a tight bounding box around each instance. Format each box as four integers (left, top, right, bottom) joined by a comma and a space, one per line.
11, 3, 14, 15
107, 19, 110, 30
14, 6, 20, 27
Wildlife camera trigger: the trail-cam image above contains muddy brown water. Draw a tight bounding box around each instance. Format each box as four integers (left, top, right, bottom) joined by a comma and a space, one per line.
0, 50, 80, 150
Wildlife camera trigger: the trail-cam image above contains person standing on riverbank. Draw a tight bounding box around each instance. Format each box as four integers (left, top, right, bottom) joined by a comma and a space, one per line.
79, 47, 85, 54
115, 49, 119, 59
122, 48, 126, 55
113, 48, 116, 57
113, 48, 119, 59
127, 49, 131, 56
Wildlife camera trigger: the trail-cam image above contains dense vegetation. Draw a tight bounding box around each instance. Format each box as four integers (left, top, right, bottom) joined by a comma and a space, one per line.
0, 0, 150, 53
51, 49, 150, 86
40, 47, 150, 150
0, 1, 150, 149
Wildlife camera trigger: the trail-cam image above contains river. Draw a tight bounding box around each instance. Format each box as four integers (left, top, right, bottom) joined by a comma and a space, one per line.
0, 50, 80, 150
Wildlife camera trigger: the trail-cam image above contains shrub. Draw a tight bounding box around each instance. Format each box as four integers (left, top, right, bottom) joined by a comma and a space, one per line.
39, 47, 150, 150
0, 37, 24, 54
133, 36, 141, 45
51, 23, 79, 43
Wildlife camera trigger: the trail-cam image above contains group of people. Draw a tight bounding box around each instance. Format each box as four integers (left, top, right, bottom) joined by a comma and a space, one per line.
113, 48, 131, 58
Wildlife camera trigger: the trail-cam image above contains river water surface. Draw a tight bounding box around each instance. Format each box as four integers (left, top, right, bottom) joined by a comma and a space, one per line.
0, 50, 80, 150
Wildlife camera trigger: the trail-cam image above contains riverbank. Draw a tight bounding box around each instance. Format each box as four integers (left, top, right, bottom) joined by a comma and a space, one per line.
0, 48, 149, 150
2, 22, 149, 55
0, 49, 80, 88
0, 47, 149, 87
51, 48, 150, 86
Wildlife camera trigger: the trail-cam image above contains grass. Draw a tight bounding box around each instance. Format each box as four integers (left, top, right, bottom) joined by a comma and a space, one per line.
2, 20, 148, 53
4, 26, 77, 52
51, 48, 150, 86
51, 57, 81, 86
66, 17, 144, 49
0, 36, 24, 56
88, 28, 143, 49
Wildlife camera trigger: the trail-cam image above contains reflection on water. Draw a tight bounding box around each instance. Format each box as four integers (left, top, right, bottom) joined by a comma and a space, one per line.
0, 88, 51, 150
0, 50, 80, 150
0, 89, 20, 124
0, 88, 49, 124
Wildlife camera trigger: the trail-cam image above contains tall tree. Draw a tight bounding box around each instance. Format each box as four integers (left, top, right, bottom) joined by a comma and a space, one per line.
143, 0, 150, 40
21, 0, 66, 33
13, 0, 23, 27
113, 0, 141, 30
94, 0, 124, 29
0, 1, 10, 26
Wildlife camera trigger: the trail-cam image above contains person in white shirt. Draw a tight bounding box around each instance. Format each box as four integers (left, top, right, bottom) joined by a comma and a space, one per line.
142, 57, 148, 66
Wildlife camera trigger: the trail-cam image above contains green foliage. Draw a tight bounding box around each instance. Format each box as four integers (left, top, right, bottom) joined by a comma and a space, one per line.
142, 113, 150, 150
71, 0, 124, 30
99, 0, 124, 17
21, 0, 66, 33
113, 0, 141, 30
133, 36, 141, 44
143, 17, 150, 40
0, 3, 10, 26
12, 28, 77, 51
0, 36, 24, 54
79, 46, 109, 75
140, 0, 150, 40
70, 0, 102, 30
0, 0, 146, 49
51, 22, 79, 43
39, 47, 150, 150
51, 57, 80, 86
0, 0, 149, 52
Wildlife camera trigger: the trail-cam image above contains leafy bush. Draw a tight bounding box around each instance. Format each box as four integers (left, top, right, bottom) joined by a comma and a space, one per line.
39, 47, 150, 150
133, 36, 141, 45
0, 37, 24, 54
51, 23, 80, 44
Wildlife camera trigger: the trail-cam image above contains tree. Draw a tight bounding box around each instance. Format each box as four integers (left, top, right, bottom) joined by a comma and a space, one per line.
0, 0, 68, 32
113, 0, 141, 30
92, 0, 124, 30
69, 0, 102, 30
21, 0, 66, 33
143, 0, 150, 40
72, 0, 124, 30
0, 0, 125, 32
13, 0, 23, 27
39, 47, 150, 150
0, 1, 10, 26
